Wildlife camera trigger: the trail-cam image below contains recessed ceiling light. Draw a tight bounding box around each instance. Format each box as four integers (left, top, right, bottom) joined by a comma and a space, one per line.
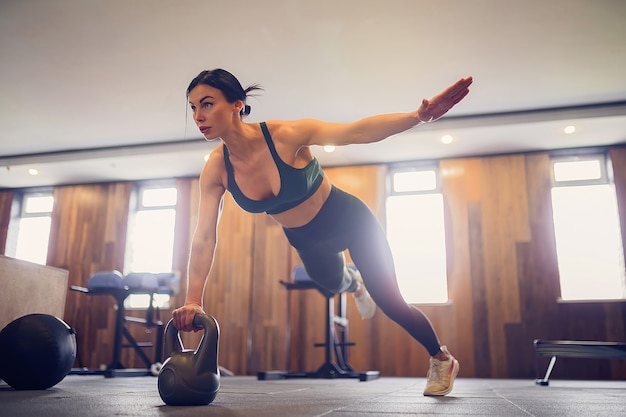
28, 168, 39, 176
441, 135, 454, 144
323, 145, 336, 153
564, 125, 576, 134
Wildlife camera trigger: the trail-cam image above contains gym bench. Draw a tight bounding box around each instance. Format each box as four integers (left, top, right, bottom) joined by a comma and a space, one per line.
534, 339, 626, 385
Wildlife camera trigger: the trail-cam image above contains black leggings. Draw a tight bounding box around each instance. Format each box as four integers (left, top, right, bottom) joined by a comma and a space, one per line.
283, 186, 442, 356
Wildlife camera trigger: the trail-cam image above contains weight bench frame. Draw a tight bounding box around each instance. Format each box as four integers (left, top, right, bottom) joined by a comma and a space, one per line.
534, 339, 626, 385
70, 285, 164, 378
258, 272, 379, 382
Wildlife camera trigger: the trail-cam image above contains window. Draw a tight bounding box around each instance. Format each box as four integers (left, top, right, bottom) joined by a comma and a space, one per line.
551, 154, 626, 301
386, 167, 448, 304
124, 184, 178, 309
6, 192, 54, 265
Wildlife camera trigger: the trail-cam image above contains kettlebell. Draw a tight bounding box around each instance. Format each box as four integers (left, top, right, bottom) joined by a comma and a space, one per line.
158, 313, 220, 406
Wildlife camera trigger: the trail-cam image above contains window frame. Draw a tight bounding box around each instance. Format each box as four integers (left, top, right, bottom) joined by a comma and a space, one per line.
6, 189, 54, 265
123, 181, 179, 309
549, 151, 626, 302
387, 163, 442, 196
550, 153, 609, 188
385, 162, 450, 305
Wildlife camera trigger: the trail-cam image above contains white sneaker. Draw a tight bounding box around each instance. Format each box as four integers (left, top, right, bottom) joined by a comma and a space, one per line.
423, 346, 459, 396
351, 270, 376, 319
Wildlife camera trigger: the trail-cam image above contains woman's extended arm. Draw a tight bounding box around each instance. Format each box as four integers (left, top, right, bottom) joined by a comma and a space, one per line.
172, 152, 226, 332
296, 76, 472, 147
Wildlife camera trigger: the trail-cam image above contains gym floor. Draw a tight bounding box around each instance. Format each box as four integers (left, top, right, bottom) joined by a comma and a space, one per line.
1, 375, 625, 416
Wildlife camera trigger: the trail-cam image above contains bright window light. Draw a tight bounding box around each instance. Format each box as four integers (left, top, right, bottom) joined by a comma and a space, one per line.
386, 190, 448, 304
127, 209, 176, 273
141, 187, 177, 207
24, 195, 54, 213
7, 193, 54, 265
551, 184, 626, 300
553, 159, 602, 182
393, 170, 437, 193
14, 216, 51, 265
127, 293, 171, 309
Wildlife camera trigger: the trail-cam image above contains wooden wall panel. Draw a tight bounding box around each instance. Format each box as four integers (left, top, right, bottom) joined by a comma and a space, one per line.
440, 158, 482, 377
248, 213, 291, 373
506, 152, 561, 377
47, 183, 132, 369
0, 190, 13, 255
520, 153, 561, 313
467, 201, 490, 377
283, 246, 325, 373
479, 156, 529, 377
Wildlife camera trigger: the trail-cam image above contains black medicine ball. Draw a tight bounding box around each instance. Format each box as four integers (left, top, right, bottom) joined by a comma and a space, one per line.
0, 314, 76, 390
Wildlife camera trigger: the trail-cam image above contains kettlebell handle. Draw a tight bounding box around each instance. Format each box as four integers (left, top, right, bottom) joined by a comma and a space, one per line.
192, 314, 219, 375
163, 313, 220, 375
191, 313, 212, 330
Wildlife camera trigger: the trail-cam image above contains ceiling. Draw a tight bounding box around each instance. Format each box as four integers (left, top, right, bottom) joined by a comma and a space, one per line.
1, 0, 625, 189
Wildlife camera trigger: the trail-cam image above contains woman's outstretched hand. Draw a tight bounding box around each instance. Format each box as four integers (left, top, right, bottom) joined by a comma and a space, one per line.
172, 303, 206, 332
417, 76, 473, 123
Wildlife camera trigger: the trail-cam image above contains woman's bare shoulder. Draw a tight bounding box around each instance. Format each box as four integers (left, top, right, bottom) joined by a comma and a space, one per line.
264, 119, 323, 145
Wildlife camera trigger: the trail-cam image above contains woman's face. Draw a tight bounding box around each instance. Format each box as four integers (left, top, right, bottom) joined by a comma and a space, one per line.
188, 84, 243, 140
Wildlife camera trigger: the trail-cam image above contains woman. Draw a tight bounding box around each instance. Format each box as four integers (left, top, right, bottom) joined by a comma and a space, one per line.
173, 69, 472, 396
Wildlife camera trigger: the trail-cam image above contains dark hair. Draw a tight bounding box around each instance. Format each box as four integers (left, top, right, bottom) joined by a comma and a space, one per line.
187, 69, 262, 117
